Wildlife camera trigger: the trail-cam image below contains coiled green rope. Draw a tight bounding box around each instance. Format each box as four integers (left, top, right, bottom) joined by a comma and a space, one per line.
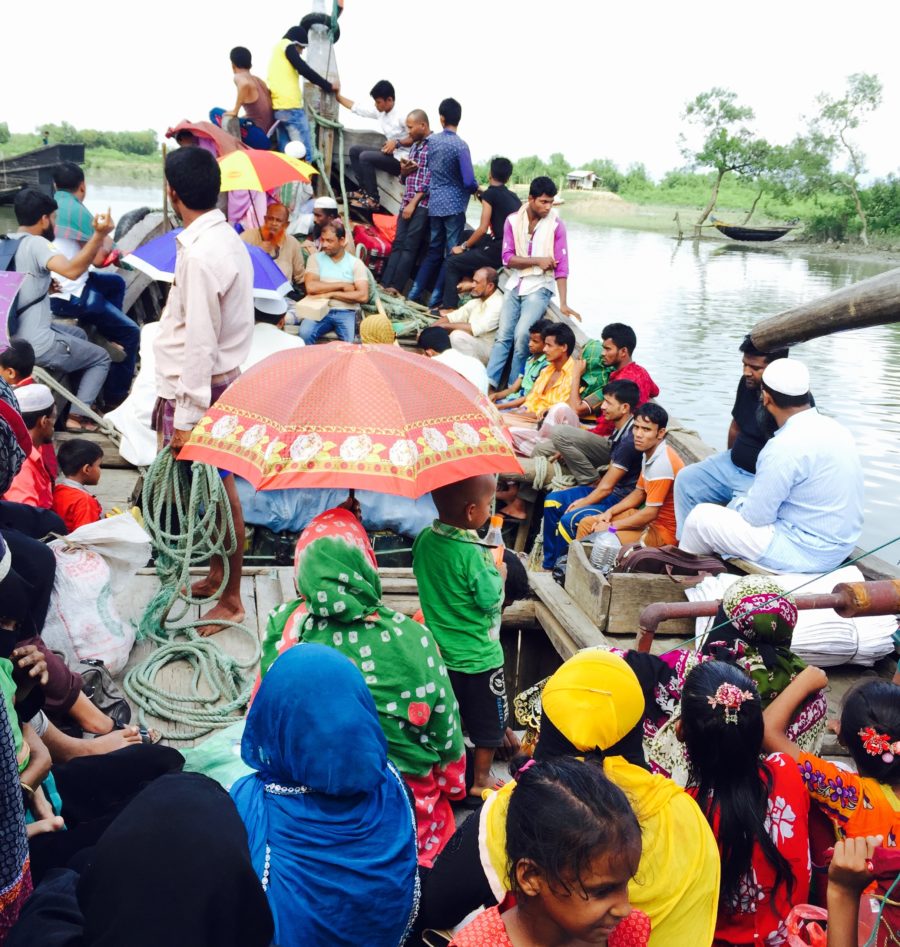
122, 452, 260, 741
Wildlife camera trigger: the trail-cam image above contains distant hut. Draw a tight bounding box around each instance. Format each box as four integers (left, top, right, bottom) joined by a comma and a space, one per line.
566, 169, 596, 190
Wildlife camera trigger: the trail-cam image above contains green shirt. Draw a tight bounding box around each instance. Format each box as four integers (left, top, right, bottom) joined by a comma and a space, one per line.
521, 354, 547, 396
412, 521, 504, 674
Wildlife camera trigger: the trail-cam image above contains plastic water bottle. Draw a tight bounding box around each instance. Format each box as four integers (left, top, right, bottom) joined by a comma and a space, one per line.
484, 514, 505, 568
590, 526, 621, 575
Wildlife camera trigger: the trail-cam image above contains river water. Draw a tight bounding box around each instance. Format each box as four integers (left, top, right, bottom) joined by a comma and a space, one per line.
4, 187, 899, 559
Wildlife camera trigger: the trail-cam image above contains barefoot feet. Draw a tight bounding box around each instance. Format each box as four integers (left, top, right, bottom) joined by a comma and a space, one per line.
196, 599, 246, 637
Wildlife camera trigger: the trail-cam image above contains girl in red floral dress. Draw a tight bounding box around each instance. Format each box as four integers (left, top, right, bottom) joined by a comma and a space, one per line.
679, 661, 810, 946
450, 757, 651, 947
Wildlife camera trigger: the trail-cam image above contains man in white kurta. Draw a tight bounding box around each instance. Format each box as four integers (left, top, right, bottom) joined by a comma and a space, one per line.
680, 358, 863, 573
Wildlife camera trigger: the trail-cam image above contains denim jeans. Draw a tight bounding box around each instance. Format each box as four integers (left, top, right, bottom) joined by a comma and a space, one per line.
408, 213, 466, 305
298, 309, 357, 343
37, 324, 111, 408
486, 286, 553, 387
381, 204, 430, 292
542, 486, 617, 569
274, 108, 314, 161
673, 450, 755, 539
50, 273, 139, 403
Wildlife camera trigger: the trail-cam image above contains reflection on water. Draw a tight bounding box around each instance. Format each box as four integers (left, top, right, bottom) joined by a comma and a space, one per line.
3, 189, 898, 559
567, 223, 900, 558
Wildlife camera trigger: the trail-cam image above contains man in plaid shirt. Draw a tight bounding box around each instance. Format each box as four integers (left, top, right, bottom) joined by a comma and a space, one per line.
382, 109, 431, 294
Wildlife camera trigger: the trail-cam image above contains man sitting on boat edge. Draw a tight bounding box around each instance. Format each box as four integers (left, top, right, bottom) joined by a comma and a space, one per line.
674, 334, 788, 538
433, 266, 503, 365
680, 358, 864, 573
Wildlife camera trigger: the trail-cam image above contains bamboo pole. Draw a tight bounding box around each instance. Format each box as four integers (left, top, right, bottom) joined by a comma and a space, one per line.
750, 266, 900, 351
161, 142, 169, 232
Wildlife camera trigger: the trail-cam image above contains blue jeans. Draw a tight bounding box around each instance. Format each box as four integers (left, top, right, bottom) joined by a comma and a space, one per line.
543, 486, 617, 569
274, 108, 314, 161
673, 450, 755, 539
486, 286, 553, 387
298, 309, 356, 343
50, 273, 139, 403
408, 213, 466, 305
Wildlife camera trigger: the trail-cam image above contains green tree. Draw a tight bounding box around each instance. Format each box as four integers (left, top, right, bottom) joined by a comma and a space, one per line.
512, 155, 549, 184
679, 87, 769, 232
0, 122, 9, 145
585, 158, 624, 192
810, 73, 882, 245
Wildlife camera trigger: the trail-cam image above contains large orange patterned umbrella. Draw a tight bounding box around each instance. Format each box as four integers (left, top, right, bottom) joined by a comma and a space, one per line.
179, 343, 522, 497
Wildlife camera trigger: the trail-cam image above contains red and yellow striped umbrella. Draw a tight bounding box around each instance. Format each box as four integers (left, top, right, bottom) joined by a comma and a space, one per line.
217, 150, 317, 192
179, 342, 521, 497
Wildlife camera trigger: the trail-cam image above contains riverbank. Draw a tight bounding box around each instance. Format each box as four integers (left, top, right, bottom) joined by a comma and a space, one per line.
552, 189, 900, 265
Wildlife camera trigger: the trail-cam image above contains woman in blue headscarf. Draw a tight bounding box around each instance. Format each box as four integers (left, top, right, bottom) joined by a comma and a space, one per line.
231, 643, 419, 947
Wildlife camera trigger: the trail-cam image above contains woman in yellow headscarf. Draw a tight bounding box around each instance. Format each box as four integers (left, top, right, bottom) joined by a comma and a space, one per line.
419, 650, 721, 947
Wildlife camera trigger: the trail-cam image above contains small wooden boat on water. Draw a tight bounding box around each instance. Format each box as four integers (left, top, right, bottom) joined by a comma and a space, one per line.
711, 216, 795, 242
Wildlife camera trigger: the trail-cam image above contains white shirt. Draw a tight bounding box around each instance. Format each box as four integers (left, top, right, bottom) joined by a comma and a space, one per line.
153, 210, 254, 429
452, 292, 502, 337
350, 102, 409, 158
433, 348, 489, 395
242, 322, 305, 372
737, 408, 864, 572
48, 236, 90, 299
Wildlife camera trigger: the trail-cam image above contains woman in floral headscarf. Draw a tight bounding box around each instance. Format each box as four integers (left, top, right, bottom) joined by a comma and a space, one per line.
260, 506, 466, 868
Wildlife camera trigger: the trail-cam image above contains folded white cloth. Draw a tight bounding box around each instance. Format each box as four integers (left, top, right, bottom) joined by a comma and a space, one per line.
686, 566, 896, 668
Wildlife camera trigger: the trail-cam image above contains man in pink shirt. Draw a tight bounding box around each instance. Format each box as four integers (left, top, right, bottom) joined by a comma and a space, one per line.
485, 176, 580, 389
153, 147, 254, 634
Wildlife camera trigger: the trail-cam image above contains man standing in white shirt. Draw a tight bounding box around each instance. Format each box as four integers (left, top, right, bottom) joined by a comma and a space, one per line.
434, 267, 503, 365
680, 358, 864, 573
418, 325, 488, 395
337, 80, 411, 210
152, 146, 254, 635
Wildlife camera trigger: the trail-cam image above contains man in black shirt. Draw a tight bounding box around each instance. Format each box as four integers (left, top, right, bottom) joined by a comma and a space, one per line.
674, 335, 789, 538
438, 156, 521, 311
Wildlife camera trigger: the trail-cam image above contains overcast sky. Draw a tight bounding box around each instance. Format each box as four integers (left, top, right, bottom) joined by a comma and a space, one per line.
5, 0, 899, 180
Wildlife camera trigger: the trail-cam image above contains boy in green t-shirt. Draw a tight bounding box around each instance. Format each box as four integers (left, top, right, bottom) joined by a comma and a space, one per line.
412, 473, 507, 803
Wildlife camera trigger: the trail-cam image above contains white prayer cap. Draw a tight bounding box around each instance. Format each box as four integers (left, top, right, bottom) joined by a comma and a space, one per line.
762, 358, 809, 397
15, 383, 54, 413
313, 196, 339, 210
284, 141, 307, 160
254, 295, 288, 316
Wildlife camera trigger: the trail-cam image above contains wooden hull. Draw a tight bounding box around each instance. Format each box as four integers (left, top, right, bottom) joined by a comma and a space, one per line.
0, 144, 86, 199
714, 223, 793, 242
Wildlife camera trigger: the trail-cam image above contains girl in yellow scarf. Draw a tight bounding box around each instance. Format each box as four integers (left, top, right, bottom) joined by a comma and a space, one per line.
421, 650, 721, 946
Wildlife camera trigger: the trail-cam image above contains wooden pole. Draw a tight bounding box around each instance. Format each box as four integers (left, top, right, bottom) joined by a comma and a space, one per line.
161, 142, 169, 232
750, 266, 900, 351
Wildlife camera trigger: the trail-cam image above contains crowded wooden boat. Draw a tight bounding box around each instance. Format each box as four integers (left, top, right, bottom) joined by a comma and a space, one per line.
2, 7, 899, 947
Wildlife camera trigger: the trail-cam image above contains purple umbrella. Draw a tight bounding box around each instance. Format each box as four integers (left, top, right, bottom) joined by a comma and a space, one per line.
0, 272, 27, 351
122, 228, 291, 299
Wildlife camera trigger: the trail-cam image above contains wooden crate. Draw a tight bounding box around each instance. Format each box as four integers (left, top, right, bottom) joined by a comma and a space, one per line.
564, 540, 700, 638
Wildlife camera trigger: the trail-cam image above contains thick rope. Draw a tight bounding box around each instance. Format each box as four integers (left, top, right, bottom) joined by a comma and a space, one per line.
308, 105, 349, 229
532, 454, 575, 493
122, 451, 259, 740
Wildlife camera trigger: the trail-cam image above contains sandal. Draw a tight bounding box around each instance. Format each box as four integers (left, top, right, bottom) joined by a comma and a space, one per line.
112, 721, 161, 745
66, 416, 99, 433
350, 195, 380, 211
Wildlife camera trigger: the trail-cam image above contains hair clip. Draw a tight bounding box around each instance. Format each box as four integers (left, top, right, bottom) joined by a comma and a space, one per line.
517, 759, 537, 776
858, 726, 900, 764
707, 683, 755, 724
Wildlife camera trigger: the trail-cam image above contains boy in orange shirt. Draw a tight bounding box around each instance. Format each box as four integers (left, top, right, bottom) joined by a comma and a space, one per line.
52, 438, 103, 532
578, 402, 684, 546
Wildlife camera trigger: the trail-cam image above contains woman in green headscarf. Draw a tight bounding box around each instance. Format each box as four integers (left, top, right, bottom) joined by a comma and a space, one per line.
260, 506, 466, 869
